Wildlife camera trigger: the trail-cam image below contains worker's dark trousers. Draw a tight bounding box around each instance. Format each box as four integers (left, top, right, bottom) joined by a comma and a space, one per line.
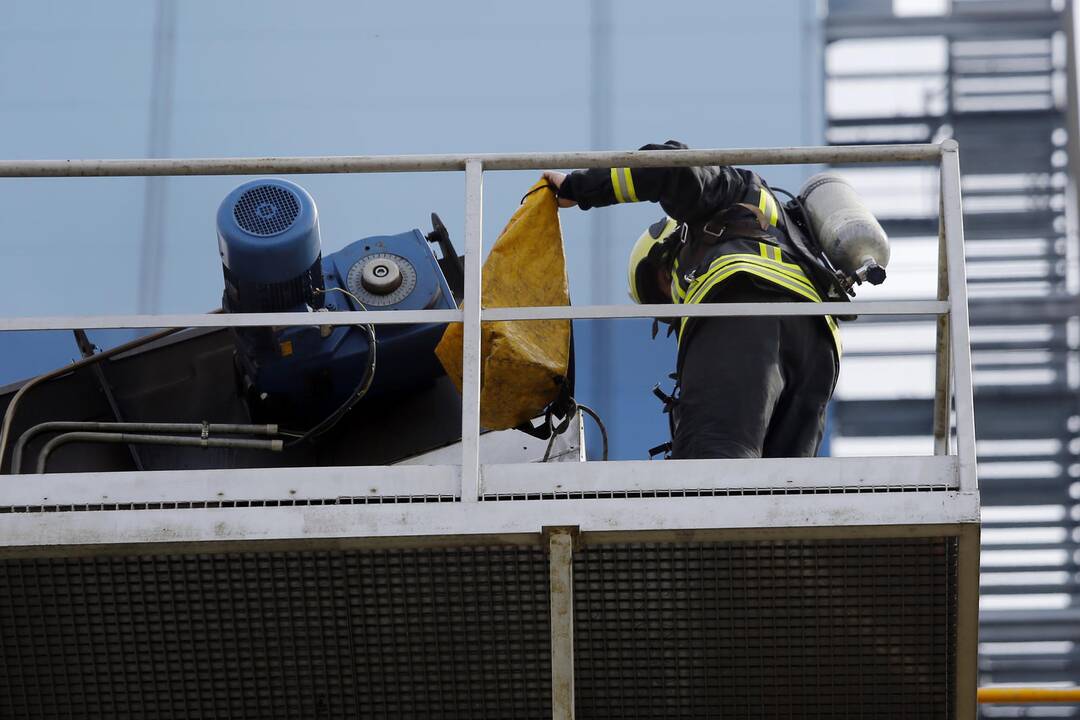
671, 279, 838, 459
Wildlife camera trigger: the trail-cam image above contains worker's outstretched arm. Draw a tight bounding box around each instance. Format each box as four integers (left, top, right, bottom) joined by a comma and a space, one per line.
544, 141, 747, 224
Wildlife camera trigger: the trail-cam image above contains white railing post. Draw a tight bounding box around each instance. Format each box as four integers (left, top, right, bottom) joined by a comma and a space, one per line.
940, 140, 978, 491
933, 179, 952, 456
460, 159, 484, 501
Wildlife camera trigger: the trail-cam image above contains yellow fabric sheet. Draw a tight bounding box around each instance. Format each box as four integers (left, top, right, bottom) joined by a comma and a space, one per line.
436, 180, 571, 430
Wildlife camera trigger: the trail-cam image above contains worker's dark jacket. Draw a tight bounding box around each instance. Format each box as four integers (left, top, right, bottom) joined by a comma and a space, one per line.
557, 141, 843, 362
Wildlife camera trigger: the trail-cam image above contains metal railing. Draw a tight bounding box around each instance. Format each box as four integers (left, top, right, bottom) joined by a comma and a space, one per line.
0, 141, 976, 496
0, 142, 983, 719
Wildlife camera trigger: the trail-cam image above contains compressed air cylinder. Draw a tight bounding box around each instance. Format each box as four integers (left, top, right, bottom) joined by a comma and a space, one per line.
799, 173, 890, 285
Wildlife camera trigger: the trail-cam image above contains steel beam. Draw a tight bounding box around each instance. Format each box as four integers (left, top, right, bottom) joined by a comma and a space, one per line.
0, 490, 980, 558
957, 525, 982, 719
548, 528, 576, 720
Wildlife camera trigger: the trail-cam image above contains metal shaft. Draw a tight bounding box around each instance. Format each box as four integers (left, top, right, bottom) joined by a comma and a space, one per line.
36, 432, 283, 474
13, 421, 278, 475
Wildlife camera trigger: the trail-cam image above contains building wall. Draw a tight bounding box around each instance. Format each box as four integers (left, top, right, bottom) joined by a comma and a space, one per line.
0, 0, 822, 458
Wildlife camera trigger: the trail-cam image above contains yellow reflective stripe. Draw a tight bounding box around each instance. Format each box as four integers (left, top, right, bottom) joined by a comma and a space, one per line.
675, 251, 844, 356
757, 188, 779, 227
610, 168, 625, 203
623, 168, 639, 202
685, 254, 818, 306
677, 264, 822, 338
611, 167, 640, 203
673, 255, 842, 358
684, 261, 821, 308
671, 258, 687, 303
761, 242, 800, 267
677, 264, 843, 357
826, 315, 842, 358
688, 257, 818, 304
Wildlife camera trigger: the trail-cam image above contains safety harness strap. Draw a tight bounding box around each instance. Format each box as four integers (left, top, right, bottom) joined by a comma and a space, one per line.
674, 243, 843, 357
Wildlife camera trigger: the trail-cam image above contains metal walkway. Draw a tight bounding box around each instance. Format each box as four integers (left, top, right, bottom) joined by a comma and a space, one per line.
0, 143, 979, 719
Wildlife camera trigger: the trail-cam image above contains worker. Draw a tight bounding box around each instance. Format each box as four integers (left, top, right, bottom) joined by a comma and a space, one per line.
543, 140, 844, 459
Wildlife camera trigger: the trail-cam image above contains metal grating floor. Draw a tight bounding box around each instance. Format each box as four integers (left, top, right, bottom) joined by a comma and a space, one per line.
573, 538, 959, 720
0, 546, 552, 720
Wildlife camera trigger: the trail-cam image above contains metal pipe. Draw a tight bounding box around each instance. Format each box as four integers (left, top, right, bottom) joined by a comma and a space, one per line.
978, 688, 1080, 704
482, 301, 947, 321
36, 432, 283, 474
13, 421, 278, 475
0, 308, 462, 332
0, 299, 949, 333
1, 327, 181, 474
460, 159, 483, 502
0, 309, 222, 474
0, 144, 943, 179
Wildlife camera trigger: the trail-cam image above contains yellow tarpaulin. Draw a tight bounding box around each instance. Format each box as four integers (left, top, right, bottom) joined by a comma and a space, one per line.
436, 179, 571, 430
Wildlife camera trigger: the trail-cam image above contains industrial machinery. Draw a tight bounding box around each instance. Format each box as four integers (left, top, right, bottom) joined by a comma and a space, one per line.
218, 178, 458, 430
0, 181, 545, 474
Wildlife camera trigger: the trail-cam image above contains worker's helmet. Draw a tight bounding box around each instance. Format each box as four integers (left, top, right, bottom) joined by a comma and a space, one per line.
628, 216, 680, 304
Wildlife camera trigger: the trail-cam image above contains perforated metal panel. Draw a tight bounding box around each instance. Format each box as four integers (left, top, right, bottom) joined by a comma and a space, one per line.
0, 537, 960, 719
0, 546, 552, 720
573, 538, 958, 719
233, 184, 300, 236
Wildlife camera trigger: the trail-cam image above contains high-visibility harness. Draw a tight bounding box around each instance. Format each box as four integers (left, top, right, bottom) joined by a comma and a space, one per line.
672, 241, 842, 357
609, 169, 844, 357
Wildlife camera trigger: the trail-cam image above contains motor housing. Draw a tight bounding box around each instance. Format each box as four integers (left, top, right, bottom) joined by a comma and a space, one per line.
217, 178, 324, 312
799, 173, 890, 286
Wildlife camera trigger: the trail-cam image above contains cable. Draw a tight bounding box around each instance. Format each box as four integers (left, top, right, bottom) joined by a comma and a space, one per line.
280, 288, 377, 447
577, 404, 609, 461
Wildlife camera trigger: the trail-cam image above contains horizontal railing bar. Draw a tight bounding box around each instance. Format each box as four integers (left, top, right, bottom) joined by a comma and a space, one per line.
0, 309, 465, 332
0, 301, 950, 332
0, 491, 979, 555
482, 301, 949, 321
0, 144, 943, 178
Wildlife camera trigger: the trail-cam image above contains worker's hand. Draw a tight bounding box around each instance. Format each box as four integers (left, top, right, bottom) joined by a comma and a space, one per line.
542, 171, 578, 208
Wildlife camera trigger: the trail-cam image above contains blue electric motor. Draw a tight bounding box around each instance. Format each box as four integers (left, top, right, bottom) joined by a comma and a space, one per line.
217, 178, 458, 429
